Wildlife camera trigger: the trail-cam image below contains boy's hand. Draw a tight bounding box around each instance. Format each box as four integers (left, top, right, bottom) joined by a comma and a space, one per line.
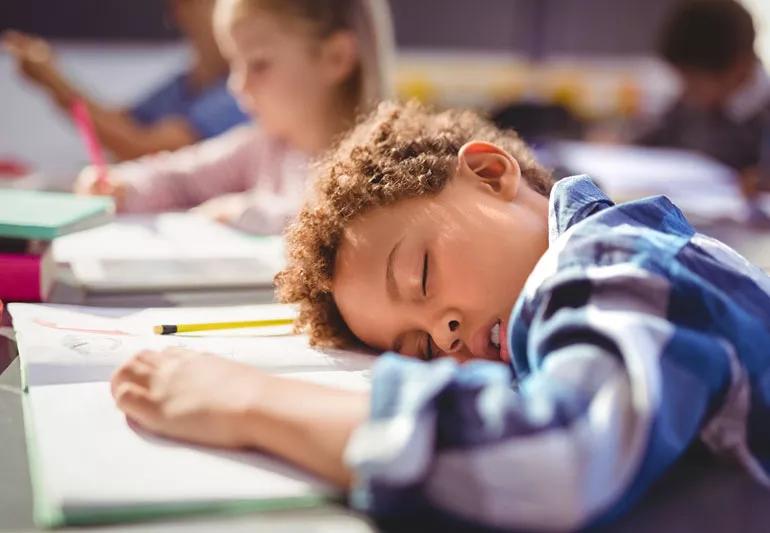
74, 165, 127, 209
3, 31, 61, 91
113, 347, 368, 486
111, 348, 265, 449
190, 193, 248, 224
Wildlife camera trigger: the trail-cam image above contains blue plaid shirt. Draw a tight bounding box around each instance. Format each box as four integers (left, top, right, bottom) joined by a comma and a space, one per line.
344, 175, 770, 530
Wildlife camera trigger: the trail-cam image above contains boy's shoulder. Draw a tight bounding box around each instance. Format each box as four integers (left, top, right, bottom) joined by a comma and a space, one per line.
548, 175, 694, 257
509, 176, 770, 385
517, 175, 770, 336
515, 176, 696, 323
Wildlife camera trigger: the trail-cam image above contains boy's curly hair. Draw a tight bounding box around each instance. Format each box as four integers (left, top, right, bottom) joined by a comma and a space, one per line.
275, 100, 553, 346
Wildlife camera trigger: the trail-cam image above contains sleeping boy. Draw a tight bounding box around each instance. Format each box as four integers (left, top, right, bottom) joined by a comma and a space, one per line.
111, 101, 770, 530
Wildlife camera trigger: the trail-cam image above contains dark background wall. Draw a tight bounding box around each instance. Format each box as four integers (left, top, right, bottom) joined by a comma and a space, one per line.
0, 0, 718, 57
0, 0, 176, 40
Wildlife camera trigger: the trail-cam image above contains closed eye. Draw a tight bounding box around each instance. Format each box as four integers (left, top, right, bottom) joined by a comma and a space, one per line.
421, 252, 429, 296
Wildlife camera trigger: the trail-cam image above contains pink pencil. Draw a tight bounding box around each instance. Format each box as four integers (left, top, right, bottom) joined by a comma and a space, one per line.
70, 99, 108, 185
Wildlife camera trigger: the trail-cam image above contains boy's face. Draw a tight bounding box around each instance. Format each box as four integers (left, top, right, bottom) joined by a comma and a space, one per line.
333, 142, 550, 364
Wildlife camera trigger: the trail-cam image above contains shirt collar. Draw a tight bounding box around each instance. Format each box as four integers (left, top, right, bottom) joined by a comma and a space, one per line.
547, 175, 614, 245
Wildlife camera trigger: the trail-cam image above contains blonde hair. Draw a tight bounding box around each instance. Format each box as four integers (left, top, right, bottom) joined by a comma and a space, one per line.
275, 101, 553, 347
220, 0, 394, 113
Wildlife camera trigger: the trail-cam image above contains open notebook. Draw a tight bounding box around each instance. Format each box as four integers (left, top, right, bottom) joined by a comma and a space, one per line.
8, 303, 374, 527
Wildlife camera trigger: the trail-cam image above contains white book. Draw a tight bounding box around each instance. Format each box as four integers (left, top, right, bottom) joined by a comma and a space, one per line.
53, 213, 285, 293
8, 303, 374, 527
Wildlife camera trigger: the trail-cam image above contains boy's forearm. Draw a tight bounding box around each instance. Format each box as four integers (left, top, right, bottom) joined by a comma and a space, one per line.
41, 70, 80, 110
239, 375, 370, 488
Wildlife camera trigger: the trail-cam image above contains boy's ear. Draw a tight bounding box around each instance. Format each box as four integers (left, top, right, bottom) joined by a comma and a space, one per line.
457, 141, 521, 201
321, 30, 359, 86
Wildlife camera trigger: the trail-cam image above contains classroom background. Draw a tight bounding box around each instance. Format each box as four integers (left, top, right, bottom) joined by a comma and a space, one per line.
4, 2, 770, 532
1, 0, 768, 186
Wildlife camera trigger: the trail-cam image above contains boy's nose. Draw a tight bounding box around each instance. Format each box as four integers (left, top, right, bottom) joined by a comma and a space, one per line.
433, 314, 463, 354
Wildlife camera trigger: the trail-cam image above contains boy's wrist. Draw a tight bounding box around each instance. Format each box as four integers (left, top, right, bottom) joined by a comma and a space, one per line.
231, 370, 275, 449
230, 372, 369, 486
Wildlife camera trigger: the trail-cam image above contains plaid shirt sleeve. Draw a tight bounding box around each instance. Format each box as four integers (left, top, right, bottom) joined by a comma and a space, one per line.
344, 263, 735, 530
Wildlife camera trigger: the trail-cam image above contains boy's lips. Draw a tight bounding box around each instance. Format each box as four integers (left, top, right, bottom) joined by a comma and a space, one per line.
499, 316, 511, 363
470, 318, 508, 362
468, 316, 512, 363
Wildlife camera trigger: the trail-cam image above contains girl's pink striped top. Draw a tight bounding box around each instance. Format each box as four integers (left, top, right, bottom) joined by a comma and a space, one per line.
116, 125, 309, 235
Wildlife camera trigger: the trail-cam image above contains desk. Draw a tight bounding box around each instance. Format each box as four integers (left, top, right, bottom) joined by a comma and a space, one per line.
3, 333, 770, 533
3, 228, 770, 532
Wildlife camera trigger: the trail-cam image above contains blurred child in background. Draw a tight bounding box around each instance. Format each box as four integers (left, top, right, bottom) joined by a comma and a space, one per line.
638, 0, 770, 196
3, 0, 249, 161
75, 0, 394, 235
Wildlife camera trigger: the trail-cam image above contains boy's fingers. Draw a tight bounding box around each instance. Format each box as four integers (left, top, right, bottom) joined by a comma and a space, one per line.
135, 350, 161, 367
111, 350, 159, 395
114, 382, 159, 426
110, 360, 155, 397
135, 349, 168, 366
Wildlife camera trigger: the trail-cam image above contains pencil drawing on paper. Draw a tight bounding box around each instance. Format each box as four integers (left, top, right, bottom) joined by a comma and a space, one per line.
61, 334, 123, 356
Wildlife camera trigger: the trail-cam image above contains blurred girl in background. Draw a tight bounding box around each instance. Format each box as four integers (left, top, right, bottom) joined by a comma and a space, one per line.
76, 0, 394, 234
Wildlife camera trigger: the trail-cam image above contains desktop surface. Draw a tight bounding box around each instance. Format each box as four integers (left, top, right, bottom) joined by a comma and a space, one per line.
3, 330, 770, 533
2, 221, 770, 532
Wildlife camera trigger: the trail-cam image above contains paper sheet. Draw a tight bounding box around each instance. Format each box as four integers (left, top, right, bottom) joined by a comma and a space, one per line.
10, 303, 374, 387
28, 382, 336, 512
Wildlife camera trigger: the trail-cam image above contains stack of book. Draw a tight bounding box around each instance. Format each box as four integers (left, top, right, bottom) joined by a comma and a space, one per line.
0, 190, 114, 302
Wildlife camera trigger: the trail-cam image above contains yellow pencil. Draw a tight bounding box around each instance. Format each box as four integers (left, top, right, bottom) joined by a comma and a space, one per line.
153, 318, 295, 335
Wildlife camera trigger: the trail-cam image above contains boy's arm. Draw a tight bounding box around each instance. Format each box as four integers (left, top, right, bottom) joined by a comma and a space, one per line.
111, 347, 367, 487
239, 371, 368, 487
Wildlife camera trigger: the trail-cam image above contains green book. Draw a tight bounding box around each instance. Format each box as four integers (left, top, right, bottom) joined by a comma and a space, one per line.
0, 190, 114, 241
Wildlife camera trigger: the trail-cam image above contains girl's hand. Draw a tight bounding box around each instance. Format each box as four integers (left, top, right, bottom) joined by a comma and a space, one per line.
74, 165, 127, 208
111, 348, 266, 449
3, 31, 61, 91
190, 192, 249, 224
